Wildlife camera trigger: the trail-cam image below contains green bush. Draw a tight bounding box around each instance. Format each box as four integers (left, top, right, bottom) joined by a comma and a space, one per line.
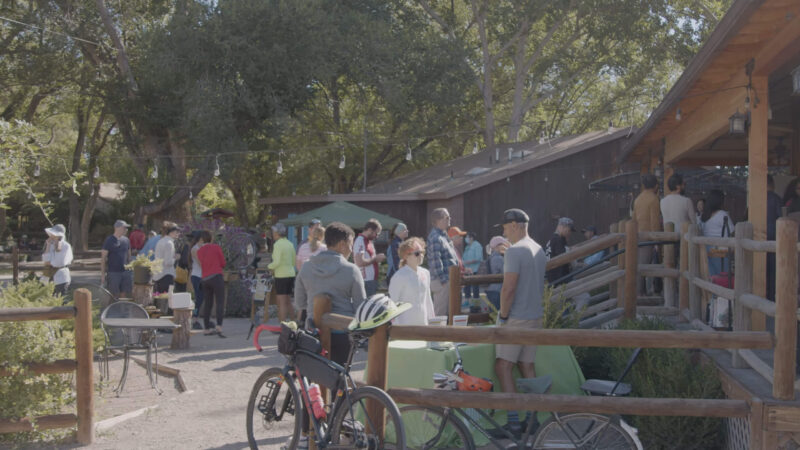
608, 318, 725, 450
0, 281, 76, 444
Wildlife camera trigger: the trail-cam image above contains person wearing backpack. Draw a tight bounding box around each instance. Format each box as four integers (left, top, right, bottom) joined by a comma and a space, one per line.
700, 189, 733, 276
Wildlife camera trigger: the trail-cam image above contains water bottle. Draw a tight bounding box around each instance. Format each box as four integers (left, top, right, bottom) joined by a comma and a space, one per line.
307, 383, 326, 419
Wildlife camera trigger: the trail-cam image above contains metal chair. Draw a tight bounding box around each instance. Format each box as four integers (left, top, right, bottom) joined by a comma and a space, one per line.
62, 283, 118, 380
100, 301, 160, 395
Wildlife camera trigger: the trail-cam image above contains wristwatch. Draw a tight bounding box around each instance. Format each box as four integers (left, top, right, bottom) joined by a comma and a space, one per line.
498, 315, 509, 325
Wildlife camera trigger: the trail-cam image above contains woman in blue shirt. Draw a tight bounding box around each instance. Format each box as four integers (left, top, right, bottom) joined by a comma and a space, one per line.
462, 232, 483, 301
385, 222, 408, 284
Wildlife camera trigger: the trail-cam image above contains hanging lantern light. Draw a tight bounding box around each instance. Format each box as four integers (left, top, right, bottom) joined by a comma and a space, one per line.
729, 110, 747, 135
214, 155, 220, 177
151, 161, 158, 179
339, 153, 346, 169
472, 142, 478, 154
33, 161, 41, 177
792, 65, 800, 95
93, 166, 100, 178
744, 94, 751, 111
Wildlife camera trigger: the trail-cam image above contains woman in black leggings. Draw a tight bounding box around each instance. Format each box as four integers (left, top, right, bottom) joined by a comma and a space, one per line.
196, 230, 227, 338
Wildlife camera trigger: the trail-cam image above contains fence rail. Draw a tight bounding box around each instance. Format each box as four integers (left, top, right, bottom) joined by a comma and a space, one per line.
0, 289, 94, 445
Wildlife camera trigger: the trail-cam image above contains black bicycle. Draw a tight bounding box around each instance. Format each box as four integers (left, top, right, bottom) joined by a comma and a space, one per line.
247, 322, 406, 449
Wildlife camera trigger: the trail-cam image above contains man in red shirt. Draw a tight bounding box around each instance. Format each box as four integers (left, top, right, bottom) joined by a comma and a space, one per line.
129, 225, 146, 255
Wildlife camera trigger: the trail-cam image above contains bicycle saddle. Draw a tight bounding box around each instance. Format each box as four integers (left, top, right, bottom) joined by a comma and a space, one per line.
580, 379, 632, 396
516, 375, 552, 394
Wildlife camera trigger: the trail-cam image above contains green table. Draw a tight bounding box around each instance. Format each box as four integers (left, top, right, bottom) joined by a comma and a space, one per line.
385, 340, 586, 446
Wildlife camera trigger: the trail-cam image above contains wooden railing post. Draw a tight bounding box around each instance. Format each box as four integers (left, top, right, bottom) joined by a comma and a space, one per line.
448, 265, 461, 325
616, 219, 627, 306
365, 323, 390, 439
773, 218, 798, 400
687, 224, 701, 320
679, 222, 690, 321
74, 289, 94, 445
623, 220, 638, 319
732, 222, 753, 369
663, 222, 676, 308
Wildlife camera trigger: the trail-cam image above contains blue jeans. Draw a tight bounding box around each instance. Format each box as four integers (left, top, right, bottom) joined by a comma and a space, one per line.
191, 275, 204, 317
463, 284, 480, 299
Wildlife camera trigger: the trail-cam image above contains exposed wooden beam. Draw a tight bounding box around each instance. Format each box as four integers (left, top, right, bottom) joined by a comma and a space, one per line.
753, 11, 800, 75
664, 71, 748, 163
749, 76, 769, 332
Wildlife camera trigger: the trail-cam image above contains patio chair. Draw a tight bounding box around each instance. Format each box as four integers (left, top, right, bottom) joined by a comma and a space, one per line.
100, 301, 159, 395
62, 283, 118, 380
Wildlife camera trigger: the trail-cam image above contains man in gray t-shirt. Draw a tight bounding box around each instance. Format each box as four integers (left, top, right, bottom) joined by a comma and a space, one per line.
491, 208, 546, 437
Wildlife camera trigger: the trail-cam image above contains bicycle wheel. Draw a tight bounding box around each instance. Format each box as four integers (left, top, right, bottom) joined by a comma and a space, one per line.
400, 405, 475, 450
531, 413, 637, 450
329, 386, 406, 449
246, 367, 303, 449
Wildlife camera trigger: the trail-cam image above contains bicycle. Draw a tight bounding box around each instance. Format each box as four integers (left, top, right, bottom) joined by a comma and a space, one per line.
247, 321, 407, 449
399, 344, 642, 449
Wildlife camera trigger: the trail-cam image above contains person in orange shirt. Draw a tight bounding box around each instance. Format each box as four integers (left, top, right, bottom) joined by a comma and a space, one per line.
632, 173, 662, 295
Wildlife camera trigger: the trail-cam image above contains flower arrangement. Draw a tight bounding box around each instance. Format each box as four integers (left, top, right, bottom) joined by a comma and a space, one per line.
124, 251, 163, 275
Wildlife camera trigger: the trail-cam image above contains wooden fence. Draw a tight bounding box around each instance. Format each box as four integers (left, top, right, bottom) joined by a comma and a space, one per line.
0, 289, 94, 444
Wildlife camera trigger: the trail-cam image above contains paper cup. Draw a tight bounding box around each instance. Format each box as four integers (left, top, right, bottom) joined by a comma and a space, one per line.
453, 315, 469, 327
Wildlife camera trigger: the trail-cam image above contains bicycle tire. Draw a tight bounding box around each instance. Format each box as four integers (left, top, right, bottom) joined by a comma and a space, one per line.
329, 385, 406, 449
246, 367, 303, 449
399, 405, 475, 450
531, 413, 637, 450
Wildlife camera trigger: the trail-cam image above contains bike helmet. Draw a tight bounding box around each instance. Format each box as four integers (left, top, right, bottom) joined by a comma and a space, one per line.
348, 294, 412, 330
456, 371, 494, 392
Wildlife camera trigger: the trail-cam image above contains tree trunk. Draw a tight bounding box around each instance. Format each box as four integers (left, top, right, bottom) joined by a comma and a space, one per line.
78, 185, 99, 251
229, 183, 251, 228
473, 0, 495, 151
68, 105, 89, 250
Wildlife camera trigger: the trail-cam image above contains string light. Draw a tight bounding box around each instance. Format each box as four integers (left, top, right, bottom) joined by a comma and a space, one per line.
58, 190, 63, 199
151, 162, 158, 179
213, 155, 220, 177
544, 172, 549, 183
33, 161, 41, 177
607, 121, 613, 134
472, 142, 479, 154
539, 132, 546, 145
188, 189, 193, 200
277, 151, 283, 175
405, 143, 412, 161
339, 153, 346, 169
155, 186, 160, 198
93, 166, 100, 178
71, 178, 77, 193
675, 108, 682, 121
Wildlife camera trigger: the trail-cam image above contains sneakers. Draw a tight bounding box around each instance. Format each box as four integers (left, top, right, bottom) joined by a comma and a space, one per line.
488, 422, 522, 440
281, 435, 309, 450
192, 321, 203, 330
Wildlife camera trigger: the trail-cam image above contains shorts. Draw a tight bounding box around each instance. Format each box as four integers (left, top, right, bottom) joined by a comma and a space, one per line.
106, 271, 133, 298
274, 277, 295, 295
495, 318, 542, 364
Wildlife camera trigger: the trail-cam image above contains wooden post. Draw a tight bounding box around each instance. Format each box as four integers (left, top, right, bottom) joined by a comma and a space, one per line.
365, 323, 390, 440
773, 218, 798, 400
749, 75, 769, 333
12, 246, 19, 285
74, 289, 94, 445
623, 220, 638, 319
616, 219, 627, 304
679, 222, 689, 321
448, 265, 461, 325
609, 223, 618, 300
687, 224, 701, 320
132, 283, 153, 306
732, 222, 753, 368
170, 308, 192, 349
313, 294, 332, 355
663, 222, 676, 308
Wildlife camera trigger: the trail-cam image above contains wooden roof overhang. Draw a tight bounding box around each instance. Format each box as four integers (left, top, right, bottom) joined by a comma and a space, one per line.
617, 0, 800, 167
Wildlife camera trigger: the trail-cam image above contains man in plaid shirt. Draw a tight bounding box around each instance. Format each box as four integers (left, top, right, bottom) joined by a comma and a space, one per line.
427, 208, 459, 315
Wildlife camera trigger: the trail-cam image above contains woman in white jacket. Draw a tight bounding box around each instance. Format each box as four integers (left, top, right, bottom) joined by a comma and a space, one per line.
389, 237, 435, 326
42, 224, 73, 296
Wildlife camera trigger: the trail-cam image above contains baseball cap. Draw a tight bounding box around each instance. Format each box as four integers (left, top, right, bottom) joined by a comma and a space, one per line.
309, 218, 322, 226
447, 226, 467, 238
114, 220, 131, 228
558, 217, 576, 231
494, 208, 530, 227
582, 225, 597, 234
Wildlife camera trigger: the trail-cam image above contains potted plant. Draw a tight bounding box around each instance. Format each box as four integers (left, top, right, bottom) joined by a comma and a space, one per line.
125, 251, 163, 285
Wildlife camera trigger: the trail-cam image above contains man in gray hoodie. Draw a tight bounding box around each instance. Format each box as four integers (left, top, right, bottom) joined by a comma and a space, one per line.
294, 221, 367, 364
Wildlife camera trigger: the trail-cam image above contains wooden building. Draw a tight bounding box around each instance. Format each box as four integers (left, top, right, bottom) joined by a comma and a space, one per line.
262, 129, 637, 246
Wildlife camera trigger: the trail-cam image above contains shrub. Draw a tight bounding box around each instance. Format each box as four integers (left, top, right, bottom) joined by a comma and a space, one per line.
0, 281, 75, 443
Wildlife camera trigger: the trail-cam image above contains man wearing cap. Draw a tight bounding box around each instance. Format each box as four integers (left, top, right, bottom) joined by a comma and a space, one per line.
43, 224, 73, 296
493, 208, 547, 438
427, 208, 459, 316
545, 217, 575, 283
102, 220, 133, 298
268, 223, 296, 322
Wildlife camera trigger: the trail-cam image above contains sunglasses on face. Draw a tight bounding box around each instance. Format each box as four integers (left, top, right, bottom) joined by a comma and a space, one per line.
413, 251, 425, 257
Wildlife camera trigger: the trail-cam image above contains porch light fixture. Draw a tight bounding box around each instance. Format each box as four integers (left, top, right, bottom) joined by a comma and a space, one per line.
792, 65, 800, 95
729, 110, 747, 135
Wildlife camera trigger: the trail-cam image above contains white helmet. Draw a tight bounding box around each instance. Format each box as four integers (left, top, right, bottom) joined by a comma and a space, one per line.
348, 294, 411, 330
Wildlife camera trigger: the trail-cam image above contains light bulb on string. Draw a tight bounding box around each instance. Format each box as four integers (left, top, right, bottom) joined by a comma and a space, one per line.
607, 121, 613, 134
151, 162, 158, 179
58, 190, 63, 199
539, 132, 546, 145
33, 161, 40, 177
544, 172, 549, 183
214, 155, 220, 177
472, 142, 478, 154
155, 186, 160, 198
339, 153, 346, 169
188, 189, 193, 200
405, 143, 412, 161
675, 108, 682, 121
744, 95, 751, 110
93, 166, 100, 178
582, 171, 586, 180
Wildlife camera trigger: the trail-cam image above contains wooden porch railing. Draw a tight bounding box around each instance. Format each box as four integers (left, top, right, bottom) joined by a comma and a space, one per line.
0, 289, 94, 444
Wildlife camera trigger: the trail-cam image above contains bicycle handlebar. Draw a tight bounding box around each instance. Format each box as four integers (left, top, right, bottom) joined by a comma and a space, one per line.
253, 324, 281, 352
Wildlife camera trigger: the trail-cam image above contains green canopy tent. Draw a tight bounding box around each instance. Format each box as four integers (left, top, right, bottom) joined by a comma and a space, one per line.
279, 201, 402, 230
